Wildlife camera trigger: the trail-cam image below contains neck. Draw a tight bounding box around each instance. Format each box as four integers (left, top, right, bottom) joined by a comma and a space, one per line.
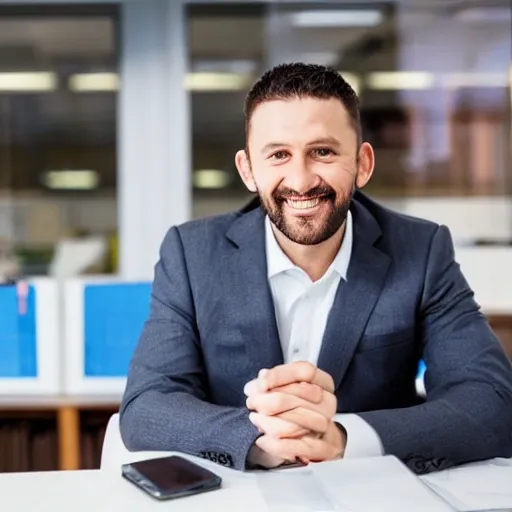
272, 223, 345, 282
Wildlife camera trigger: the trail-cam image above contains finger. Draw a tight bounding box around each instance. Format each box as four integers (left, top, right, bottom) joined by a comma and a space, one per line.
243, 379, 259, 397
319, 390, 337, 419
272, 382, 324, 404
260, 362, 335, 393
256, 434, 338, 463
245, 381, 324, 404
255, 435, 299, 463
277, 407, 330, 435
272, 387, 336, 419
310, 368, 335, 394
244, 367, 279, 396
249, 412, 309, 439
246, 392, 327, 417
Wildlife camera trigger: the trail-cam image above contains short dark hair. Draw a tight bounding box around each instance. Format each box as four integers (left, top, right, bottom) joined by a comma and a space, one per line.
244, 62, 361, 146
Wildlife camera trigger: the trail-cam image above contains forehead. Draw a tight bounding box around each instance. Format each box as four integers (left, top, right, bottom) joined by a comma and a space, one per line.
248, 97, 354, 148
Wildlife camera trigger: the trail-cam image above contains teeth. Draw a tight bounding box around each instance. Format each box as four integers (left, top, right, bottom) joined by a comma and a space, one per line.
287, 198, 320, 210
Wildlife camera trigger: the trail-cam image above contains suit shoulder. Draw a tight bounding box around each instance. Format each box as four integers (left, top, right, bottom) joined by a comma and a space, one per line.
172, 196, 259, 245
176, 211, 238, 239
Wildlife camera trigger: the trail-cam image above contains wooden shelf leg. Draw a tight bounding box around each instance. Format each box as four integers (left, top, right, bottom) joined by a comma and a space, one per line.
57, 406, 80, 470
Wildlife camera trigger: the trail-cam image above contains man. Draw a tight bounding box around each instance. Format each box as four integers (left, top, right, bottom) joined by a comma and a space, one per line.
119, 63, 512, 474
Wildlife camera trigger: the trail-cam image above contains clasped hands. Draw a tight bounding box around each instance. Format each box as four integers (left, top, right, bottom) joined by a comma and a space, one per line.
244, 362, 346, 468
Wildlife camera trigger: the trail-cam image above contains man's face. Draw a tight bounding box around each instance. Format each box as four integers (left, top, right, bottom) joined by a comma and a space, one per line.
236, 97, 372, 246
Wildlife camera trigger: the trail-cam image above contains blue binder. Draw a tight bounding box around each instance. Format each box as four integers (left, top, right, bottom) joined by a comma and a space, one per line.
0, 285, 38, 378
417, 359, 426, 379
83, 282, 151, 377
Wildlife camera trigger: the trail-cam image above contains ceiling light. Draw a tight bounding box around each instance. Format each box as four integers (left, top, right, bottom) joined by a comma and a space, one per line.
192, 59, 257, 75
185, 72, 251, 91
42, 170, 99, 191
443, 72, 507, 88
454, 7, 512, 23
193, 169, 231, 189
0, 72, 57, 92
290, 10, 383, 28
69, 73, 119, 92
367, 71, 434, 90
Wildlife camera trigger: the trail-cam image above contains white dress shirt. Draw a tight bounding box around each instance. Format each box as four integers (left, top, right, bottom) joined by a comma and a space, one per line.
265, 211, 383, 458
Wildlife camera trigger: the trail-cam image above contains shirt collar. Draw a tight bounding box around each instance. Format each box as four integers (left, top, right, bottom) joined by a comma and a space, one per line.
265, 209, 353, 281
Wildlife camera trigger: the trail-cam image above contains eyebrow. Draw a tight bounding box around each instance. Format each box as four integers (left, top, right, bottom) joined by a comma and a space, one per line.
260, 137, 341, 155
306, 137, 341, 149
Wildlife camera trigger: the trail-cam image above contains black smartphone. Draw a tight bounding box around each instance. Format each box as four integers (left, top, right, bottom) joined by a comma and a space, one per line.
121, 455, 222, 501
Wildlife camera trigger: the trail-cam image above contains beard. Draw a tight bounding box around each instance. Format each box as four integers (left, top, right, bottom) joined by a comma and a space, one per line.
258, 183, 354, 246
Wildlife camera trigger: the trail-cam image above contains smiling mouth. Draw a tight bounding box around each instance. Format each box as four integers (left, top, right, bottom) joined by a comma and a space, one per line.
286, 196, 332, 210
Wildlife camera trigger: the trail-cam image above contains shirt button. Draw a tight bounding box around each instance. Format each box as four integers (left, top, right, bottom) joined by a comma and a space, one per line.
293, 348, 300, 354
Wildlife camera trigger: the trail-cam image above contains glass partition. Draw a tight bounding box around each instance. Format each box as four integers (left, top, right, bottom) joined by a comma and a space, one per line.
0, 5, 119, 278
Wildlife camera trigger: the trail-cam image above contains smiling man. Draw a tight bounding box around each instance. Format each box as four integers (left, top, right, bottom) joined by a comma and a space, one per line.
119, 63, 512, 474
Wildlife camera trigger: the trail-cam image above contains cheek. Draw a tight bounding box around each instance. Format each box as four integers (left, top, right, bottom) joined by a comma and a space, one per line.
318, 165, 356, 193
252, 168, 283, 196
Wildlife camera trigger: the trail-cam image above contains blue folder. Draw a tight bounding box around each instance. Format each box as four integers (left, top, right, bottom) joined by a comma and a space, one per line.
83, 282, 151, 377
0, 285, 38, 378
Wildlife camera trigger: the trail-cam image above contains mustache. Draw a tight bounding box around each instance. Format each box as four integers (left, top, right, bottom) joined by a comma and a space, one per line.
273, 185, 335, 202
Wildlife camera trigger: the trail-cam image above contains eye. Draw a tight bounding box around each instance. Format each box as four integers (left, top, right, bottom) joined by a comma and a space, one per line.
270, 150, 288, 160
313, 148, 333, 158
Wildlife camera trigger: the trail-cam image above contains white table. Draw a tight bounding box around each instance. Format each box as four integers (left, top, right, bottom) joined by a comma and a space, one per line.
1, 455, 511, 512
0, 467, 268, 512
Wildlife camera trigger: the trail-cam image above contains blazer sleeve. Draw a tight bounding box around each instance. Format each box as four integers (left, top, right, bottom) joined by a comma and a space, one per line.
358, 225, 512, 474
119, 226, 260, 470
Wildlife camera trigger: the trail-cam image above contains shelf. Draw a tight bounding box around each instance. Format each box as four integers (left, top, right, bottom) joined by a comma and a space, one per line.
0, 396, 120, 472
0, 395, 122, 410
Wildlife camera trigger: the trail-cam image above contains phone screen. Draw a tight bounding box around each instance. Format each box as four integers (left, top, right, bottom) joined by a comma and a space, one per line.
127, 456, 219, 493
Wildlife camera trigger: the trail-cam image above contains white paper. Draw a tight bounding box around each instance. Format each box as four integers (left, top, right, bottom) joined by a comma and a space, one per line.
421, 457, 512, 512
257, 468, 348, 512
310, 456, 455, 512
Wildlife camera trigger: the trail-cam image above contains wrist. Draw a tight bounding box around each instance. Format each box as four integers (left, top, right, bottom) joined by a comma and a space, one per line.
247, 443, 284, 469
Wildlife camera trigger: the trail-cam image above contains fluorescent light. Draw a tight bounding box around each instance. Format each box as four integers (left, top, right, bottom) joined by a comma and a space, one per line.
338, 72, 360, 96
69, 72, 119, 92
185, 72, 251, 91
455, 7, 512, 23
192, 59, 257, 75
367, 71, 434, 90
193, 169, 231, 189
42, 170, 99, 190
444, 72, 508, 88
291, 9, 382, 28
0, 72, 57, 92
68, 71, 252, 93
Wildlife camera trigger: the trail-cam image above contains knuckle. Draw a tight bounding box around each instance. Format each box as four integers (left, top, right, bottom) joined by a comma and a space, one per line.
295, 362, 316, 382
327, 392, 337, 415
318, 416, 330, 433
283, 422, 299, 437
311, 384, 324, 403
267, 393, 284, 414
321, 391, 337, 416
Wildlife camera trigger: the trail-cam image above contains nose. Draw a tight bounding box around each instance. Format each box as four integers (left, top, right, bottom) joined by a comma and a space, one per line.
284, 156, 320, 195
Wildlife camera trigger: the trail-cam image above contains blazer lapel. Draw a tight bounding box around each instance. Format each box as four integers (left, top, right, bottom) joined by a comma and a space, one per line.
223, 200, 284, 370
317, 198, 392, 390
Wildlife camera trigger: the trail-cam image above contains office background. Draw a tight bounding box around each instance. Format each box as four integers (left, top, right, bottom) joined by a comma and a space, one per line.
0, 0, 511, 472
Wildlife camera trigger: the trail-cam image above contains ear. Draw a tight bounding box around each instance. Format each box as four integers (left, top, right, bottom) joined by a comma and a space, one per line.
355, 142, 375, 189
235, 150, 257, 193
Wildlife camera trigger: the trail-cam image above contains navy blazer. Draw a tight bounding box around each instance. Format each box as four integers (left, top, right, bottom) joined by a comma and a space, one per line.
119, 192, 512, 473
